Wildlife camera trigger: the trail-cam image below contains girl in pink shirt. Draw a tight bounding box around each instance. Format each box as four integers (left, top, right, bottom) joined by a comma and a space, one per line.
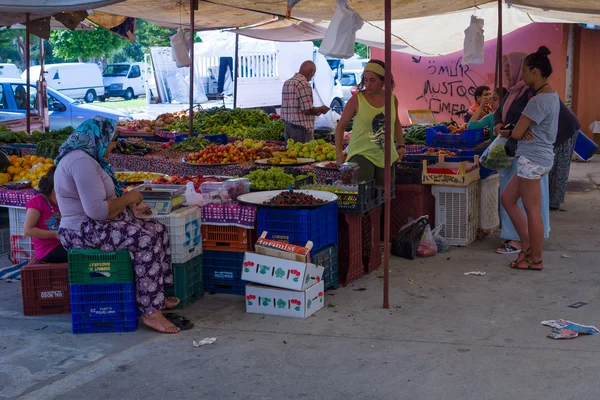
23, 167, 67, 263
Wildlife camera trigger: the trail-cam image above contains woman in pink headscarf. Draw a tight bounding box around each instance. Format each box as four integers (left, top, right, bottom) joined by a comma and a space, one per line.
493, 51, 551, 256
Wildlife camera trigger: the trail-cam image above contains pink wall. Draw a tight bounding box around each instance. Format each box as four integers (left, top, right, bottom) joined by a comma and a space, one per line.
371, 23, 566, 125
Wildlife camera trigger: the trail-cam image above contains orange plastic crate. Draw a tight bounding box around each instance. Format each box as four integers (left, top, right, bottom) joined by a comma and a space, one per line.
201, 225, 254, 252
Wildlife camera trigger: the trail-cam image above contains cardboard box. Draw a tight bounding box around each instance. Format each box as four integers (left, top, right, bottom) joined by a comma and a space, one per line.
255, 231, 312, 263
245, 281, 325, 319
242, 252, 324, 291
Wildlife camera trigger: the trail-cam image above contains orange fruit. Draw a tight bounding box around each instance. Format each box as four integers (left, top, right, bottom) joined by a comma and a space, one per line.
14, 167, 23, 175
7, 166, 15, 175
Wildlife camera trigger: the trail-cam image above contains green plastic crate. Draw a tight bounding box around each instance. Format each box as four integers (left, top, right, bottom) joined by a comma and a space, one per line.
68, 249, 133, 284
165, 255, 203, 309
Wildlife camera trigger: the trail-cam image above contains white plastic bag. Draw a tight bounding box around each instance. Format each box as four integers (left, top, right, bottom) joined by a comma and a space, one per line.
170, 29, 190, 68
462, 15, 484, 65
183, 182, 206, 206
432, 225, 449, 253
480, 135, 513, 170
318, 0, 364, 59
417, 224, 437, 257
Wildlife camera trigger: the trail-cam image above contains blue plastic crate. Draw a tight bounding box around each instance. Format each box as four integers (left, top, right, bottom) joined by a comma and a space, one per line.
204, 133, 228, 145
70, 282, 138, 334
574, 130, 598, 161
426, 126, 484, 149
203, 250, 246, 295
257, 202, 338, 256
313, 245, 338, 290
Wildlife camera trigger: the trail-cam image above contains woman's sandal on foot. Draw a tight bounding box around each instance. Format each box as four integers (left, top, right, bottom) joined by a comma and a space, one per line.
510, 258, 543, 270
509, 249, 530, 268
497, 242, 521, 255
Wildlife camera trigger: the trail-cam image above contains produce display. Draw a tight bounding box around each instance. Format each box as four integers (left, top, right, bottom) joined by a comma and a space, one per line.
422, 148, 457, 157
115, 172, 166, 182
403, 125, 427, 145
0, 126, 29, 144
152, 174, 227, 192
285, 138, 336, 161
245, 119, 285, 141
245, 168, 314, 191
263, 151, 309, 165
0, 155, 55, 187
316, 161, 338, 170
117, 118, 161, 133
167, 135, 212, 152
263, 190, 324, 206
200, 178, 250, 203
31, 127, 74, 158
446, 123, 468, 134
113, 139, 151, 156
184, 140, 273, 165
300, 184, 358, 194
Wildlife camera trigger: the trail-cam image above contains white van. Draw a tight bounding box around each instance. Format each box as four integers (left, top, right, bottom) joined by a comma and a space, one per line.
24, 63, 105, 103
102, 62, 146, 101
0, 64, 21, 79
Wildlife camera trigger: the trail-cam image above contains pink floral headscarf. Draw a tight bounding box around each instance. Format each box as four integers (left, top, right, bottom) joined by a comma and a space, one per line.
501, 52, 529, 124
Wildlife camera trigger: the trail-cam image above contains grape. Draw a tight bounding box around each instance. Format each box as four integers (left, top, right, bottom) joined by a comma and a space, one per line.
245, 168, 295, 190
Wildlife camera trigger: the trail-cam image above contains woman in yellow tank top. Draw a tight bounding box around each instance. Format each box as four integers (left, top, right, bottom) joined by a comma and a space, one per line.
335, 59, 405, 186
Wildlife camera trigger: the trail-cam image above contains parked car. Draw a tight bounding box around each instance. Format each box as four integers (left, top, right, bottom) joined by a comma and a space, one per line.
340, 70, 362, 102
0, 64, 21, 79
102, 62, 146, 101
24, 63, 105, 103
0, 78, 132, 130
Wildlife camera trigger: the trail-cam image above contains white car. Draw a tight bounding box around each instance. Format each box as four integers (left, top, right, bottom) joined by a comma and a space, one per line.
24, 63, 105, 103
102, 62, 146, 101
0, 78, 131, 130
340, 70, 363, 102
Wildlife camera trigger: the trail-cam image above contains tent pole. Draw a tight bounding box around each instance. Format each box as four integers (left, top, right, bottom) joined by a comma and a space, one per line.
497, 0, 503, 96
26, 13, 30, 134
189, 0, 197, 137
565, 24, 575, 108
233, 30, 239, 109
382, 0, 391, 309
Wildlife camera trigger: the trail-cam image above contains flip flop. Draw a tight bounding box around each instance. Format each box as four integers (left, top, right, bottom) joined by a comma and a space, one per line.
164, 313, 194, 330
496, 243, 521, 255
510, 258, 543, 271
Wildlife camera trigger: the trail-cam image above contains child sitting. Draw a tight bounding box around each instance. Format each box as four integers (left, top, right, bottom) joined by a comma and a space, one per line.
23, 167, 67, 263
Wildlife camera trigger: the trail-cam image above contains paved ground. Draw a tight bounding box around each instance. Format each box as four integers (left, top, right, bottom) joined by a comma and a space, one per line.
1, 159, 599, 400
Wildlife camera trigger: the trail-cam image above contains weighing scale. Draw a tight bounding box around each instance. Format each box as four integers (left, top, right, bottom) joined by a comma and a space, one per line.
132, 184, 186, 215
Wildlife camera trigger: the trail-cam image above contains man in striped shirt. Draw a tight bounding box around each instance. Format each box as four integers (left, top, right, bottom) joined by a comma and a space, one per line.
281, 61, 330, 143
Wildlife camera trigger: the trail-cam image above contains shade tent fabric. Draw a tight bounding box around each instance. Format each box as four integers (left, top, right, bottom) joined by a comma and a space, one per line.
0, 0, 124, 13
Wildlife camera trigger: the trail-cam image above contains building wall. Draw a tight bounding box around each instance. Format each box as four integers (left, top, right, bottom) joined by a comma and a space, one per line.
572, 25, 600, 138
371, 23, 566, 125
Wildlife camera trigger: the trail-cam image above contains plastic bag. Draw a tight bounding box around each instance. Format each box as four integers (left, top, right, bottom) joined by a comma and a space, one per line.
318, 0, 364, 59
480, 135, 513, 170
183, 182, 206, 206
432, 225, 450, 253
417, 224, 437, 257
462, 16, 484, 65
170, 29, 190, 68
391, 216, 429, 260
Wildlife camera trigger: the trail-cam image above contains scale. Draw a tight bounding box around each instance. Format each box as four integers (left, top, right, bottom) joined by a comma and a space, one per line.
131, 184, 186, 215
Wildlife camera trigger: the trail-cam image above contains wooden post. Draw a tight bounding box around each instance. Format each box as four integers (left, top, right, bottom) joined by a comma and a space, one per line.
189, 0, 197, 137
233, 30, 240, 109
383, 0, 392, 309
26, 13, 31, 133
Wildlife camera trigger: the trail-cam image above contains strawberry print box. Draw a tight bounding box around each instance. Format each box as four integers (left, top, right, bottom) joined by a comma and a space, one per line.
245, 281, 325, 319
242, 252, 324, 291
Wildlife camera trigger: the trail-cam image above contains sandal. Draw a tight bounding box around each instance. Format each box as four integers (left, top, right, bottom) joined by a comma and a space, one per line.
509, 248, 530, 268
510, 258, 543, 271
496, 242, 521, 255
164, 313, 194, 330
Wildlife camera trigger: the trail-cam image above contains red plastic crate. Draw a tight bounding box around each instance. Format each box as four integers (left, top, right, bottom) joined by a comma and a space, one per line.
362, 206, 382, 273
385, 184, 435, 240
338, 212, 363, 286
201, 225, 254, 252
11, 234, 34, 264
21, 258, 70, 316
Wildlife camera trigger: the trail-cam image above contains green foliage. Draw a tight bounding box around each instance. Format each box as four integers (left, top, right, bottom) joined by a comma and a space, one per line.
312, 40, 370, 59
50, 27, 128, 61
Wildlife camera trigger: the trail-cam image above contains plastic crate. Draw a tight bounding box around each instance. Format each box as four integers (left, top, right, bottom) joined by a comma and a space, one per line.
10, 234, 34, 264
479, 174, 500, 230
426, 126, 484, 149
432, 181, 480, 246
574, 130, 598, 161
203, 250, 246, 295
293, 174, 316, 189
313, 246, 338, 290
337, 181, 381, 214
204, 133, 228, 145
70, 282, 138, 334
165, 255, 203, 309
201, 225, 252, 252
21, 259, 70, 316
387, 184, 435, 239
338, 212, 364, 286
395, 162, 423, 184
362, 206, 382, 273
9, 207, 27, 236
68, 249, 133, 284
257, 201, 338, 256
152, 206, 202, 264
448, 150, 496, 179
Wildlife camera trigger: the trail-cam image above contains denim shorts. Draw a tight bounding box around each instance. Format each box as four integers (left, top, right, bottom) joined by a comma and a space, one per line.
516, 156, 552, 180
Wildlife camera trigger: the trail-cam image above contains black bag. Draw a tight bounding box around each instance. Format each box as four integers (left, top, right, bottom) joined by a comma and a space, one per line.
502, 123, 518, 157
391, 216, 429, 260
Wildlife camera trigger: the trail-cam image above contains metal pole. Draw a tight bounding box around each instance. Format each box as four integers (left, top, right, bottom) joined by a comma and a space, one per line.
497, 0, 503, 96
26, 13, 30, 133
565, 24, 575, 108
189, 0, 197, 137
233, 30, 239, 109
382, 0, 392, 309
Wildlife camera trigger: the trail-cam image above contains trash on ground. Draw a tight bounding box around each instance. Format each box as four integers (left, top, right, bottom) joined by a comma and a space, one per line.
193, 337, 217, 347
567, 302, 588, 309
540, 319, 599, 339
464, 271, 486, 276
353, 288, 367, 292
561, 254, 571, 259
408, 278, 416, 285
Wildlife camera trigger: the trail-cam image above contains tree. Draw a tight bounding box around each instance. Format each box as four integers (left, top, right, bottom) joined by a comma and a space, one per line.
135, 19, 176, 51
50, 27, 128, 64
312, 40, 370, 59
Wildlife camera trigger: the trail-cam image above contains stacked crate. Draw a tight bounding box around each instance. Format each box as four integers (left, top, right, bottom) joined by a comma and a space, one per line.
9, 207, 34, 263
21, 258, 70, 316
68, 249, 137, 334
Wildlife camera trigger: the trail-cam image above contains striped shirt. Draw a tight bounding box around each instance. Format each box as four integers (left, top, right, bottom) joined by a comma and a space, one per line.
281, 73, 314, 133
